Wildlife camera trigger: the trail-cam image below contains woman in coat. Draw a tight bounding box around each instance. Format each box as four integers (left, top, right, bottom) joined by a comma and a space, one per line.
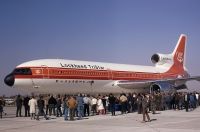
97, 96, 104, 115
29, 95, 37, 120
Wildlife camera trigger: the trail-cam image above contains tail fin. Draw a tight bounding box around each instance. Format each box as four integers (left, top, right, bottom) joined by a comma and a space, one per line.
168, 34, 187, 74
172, 34, 186, 66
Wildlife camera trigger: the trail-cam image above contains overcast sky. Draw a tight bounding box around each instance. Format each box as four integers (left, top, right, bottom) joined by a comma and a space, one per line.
1, 0, 200, 96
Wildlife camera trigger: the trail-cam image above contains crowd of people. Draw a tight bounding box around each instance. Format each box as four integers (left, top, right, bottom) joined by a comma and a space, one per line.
0, 91, 200, 122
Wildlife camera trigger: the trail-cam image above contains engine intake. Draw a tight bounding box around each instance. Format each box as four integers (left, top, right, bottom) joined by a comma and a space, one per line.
150, 82, 175, 93
151, 54, 160, 64
151, 53, 173, 65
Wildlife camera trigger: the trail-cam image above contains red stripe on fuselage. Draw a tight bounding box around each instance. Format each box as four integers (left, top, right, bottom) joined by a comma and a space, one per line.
14, 66, 181, 81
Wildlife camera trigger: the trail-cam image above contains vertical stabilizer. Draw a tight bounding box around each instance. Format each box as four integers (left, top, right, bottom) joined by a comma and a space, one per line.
168, 34, 187, 74
172, 34, 186, 67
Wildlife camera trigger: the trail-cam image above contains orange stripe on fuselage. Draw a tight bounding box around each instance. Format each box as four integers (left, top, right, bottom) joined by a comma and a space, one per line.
14, 67, 180, 81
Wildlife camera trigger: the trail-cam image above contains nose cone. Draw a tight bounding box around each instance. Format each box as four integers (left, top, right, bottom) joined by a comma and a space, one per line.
4, 73, 15, 87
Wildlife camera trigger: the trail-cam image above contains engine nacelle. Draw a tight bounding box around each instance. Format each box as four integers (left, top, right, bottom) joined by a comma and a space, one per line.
151, 53, 173, 65
150, 82, 188, 93
150, 82, 175, 93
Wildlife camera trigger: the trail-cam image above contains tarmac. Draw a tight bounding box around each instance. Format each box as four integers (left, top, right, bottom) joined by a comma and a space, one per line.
0, 106, 200, 132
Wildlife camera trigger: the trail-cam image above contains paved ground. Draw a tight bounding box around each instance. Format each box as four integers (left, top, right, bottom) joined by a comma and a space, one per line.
0, 107, 200, 132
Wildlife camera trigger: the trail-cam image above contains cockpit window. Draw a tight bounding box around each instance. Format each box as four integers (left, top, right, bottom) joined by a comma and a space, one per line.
13, 68, 32, 75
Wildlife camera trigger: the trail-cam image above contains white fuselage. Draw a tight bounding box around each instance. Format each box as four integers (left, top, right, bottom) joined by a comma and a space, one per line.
13, 59, 178, 94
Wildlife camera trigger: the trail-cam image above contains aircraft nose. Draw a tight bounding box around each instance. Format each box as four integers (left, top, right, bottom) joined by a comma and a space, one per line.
4, 73, 15, 87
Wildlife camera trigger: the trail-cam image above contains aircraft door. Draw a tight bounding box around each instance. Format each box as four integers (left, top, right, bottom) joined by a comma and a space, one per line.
41, 65, 49, 78
108, 69, 113, 80
30, 66, 49, 90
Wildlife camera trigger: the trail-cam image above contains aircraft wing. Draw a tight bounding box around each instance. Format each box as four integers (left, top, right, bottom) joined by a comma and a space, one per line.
116, 76, 200, 89
186, 76, 200, 81
159, 76, 200, 83
116, 80, 154, 89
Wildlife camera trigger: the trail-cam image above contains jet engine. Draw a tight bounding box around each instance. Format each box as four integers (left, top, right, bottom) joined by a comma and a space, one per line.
150, 81, 188, 93
150, 81, 175, 93
151, 53, 173, 66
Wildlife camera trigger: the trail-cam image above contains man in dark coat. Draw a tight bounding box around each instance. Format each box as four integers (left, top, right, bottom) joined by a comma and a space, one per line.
36, 95, 48, 120
184, 92, 190, 112
48, 95, 57, 116
0, 98, 3, 118
56, 94, 62, 117
108, 93, 116, 116
23, 95, 30, 117
16, 95, 23, 117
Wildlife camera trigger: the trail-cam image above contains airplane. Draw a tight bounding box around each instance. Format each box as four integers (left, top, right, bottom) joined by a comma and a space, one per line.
4, 34, 200, 94
4, 98, 15, 105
